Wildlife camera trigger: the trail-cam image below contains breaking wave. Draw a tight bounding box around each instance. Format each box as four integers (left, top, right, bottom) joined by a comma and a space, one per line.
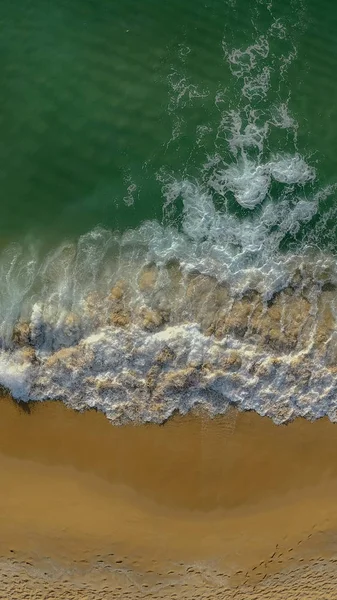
2, 10, 337, 424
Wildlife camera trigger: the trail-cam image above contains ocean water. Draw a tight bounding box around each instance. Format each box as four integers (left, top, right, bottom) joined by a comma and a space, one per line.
2, 0, 337, 423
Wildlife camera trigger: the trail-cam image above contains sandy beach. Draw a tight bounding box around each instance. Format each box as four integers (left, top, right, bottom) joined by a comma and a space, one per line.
0, 396, 336, 598
2, 0, 337, 598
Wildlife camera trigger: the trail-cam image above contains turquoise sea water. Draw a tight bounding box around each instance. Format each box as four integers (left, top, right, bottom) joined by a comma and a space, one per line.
2, 0, 337, 423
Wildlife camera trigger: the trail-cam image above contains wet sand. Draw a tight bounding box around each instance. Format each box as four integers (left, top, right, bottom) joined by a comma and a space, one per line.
1, 397, 337, 598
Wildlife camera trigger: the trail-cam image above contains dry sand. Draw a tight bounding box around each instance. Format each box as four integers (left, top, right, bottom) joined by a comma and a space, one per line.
1, 396, 337, 598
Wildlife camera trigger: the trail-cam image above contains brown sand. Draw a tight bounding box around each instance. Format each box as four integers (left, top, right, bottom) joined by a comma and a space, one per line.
1, 397, 337, 598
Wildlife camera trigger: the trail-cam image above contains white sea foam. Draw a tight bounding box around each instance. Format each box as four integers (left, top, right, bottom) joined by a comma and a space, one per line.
0, 12, 336, 426
2, 316, 337, 425
212, 160, 271, 208
269, 154, 316, 184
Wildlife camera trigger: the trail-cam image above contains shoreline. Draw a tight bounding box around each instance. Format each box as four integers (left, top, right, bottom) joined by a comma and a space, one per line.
3, 266, 337, 426
1, 395, 337, 598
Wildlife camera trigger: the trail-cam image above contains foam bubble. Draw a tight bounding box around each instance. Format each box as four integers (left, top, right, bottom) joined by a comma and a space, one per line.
269, 154, 316, 184
3, 296, 337, 425
0, 350, 32, 400
214, 160, 271, 209
225, 36, 270, 78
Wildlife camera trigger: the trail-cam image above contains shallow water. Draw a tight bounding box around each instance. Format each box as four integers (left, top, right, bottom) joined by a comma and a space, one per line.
2, 0, 337, 421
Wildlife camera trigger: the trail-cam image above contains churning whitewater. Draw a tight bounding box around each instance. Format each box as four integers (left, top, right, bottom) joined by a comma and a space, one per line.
2, 16, 337, 424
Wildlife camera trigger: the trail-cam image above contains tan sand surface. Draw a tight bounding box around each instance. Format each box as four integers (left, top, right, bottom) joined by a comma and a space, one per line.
1, 396, 337, 598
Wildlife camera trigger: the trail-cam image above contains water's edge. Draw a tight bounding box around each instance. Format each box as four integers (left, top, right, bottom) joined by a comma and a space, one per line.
3, 261, 337, 425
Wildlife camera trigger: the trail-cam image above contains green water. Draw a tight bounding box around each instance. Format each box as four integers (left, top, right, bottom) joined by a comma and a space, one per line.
3, 0, 337, 422
1, 0, 337, 249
